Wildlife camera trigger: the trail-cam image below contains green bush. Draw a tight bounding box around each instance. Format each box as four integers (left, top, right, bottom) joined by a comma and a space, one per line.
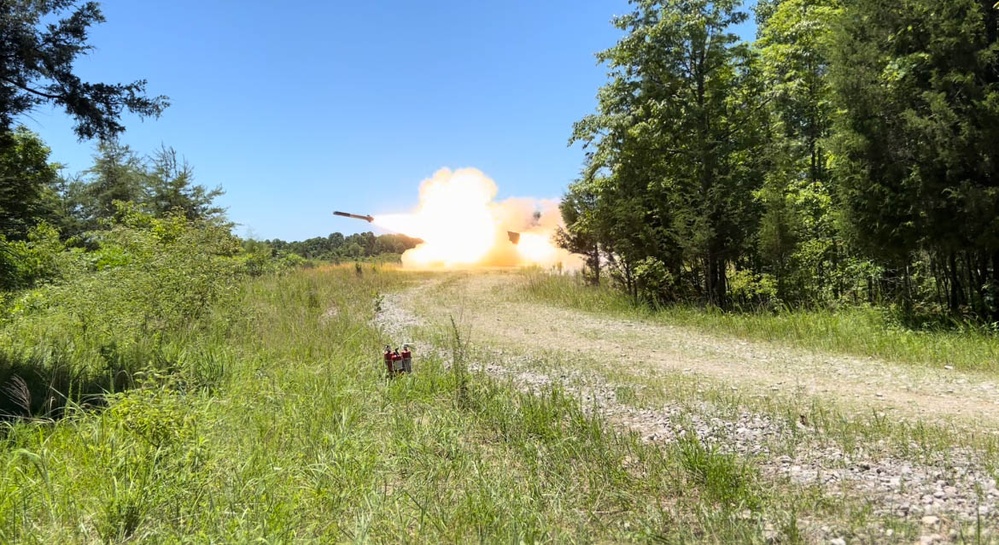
728, 269, 778, 310
0, 209, 244, 416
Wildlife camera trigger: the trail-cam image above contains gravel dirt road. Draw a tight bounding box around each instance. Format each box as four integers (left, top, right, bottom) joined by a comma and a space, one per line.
375, 271, 999, 543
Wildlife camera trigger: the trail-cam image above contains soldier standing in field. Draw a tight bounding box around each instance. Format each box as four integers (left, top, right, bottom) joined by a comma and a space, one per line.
383, 345, 394, 377
391, 348, 403, 375
401, 344, 413, 373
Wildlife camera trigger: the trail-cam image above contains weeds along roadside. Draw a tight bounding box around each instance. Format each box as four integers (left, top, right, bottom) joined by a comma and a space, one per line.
517, 269, 999, 375
2, 264, 816, 543
511, 270, 999, 459
464, 336, 999, 471
389, 276, 935, 542
217, 267, 816, 543
399, 272, 999, 540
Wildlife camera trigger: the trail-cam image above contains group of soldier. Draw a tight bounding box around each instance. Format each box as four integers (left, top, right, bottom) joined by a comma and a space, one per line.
383, 344, 413, 376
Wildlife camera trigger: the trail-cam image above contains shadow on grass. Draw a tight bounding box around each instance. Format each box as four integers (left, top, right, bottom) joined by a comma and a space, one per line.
0, 343, 146, 422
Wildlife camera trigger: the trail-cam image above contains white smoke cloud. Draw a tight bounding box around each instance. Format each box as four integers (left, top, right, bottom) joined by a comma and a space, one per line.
374, 167, 580, 270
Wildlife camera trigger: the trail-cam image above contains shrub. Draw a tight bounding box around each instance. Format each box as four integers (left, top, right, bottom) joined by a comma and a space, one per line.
0, 209, 243, 416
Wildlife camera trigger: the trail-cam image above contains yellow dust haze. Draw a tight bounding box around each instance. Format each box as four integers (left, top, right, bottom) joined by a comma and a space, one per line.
373, 168, 580, 270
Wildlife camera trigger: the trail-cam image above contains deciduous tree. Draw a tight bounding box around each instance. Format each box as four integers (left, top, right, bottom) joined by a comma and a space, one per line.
568, 0, 767, 306
754, 0, 842, 302
0, 126, 57, 239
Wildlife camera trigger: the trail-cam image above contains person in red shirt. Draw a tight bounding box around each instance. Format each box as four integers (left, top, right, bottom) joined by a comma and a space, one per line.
383, 345, 394, 377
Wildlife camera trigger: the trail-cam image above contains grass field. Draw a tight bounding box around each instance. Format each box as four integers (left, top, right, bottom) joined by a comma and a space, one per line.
0, 266, 838, 543
10, 264, 999, 542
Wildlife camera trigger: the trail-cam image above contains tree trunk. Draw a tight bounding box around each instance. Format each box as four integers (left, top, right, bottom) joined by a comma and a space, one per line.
949, 251, 962, 312
590, 244, 601, 286
717, 257, 728, 308
966, 252, 976, 312
705, 253, 726, 308
992, 251, 999, 321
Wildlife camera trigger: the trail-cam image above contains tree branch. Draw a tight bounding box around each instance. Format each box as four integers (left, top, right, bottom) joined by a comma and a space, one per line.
0, 76, 63, 100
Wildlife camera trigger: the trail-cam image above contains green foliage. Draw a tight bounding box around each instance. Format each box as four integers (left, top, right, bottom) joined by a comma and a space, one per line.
106, 382, 202, 452
79, 206, 240, 330
555, 185, 601, 284
829, 0, 999, 316
78, 141, 147, 230
0, 127, 59, 241
727, 268, 779, 309
145, 146, 225, 222
238, 238, 303, 276
678, 433, 758, 508
0, 267, 810, 542
522, 270, 999, 372
0, 207, 243, 416
61, 142, 228, 237
0, 0, 167, 141
266, 231, 421, 262
518, 267, 641, 314
752, 0, 846, 304
566, 0, 768, 307
563, 0, 999, 323
634, 256, 671, 306
0, 222, 74, 290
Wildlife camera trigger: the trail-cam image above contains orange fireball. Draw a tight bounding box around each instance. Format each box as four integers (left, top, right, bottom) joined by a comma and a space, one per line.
373, 167, 578, 270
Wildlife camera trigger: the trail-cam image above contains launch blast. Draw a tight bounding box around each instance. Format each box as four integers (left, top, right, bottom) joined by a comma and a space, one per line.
334, 209, 522, 246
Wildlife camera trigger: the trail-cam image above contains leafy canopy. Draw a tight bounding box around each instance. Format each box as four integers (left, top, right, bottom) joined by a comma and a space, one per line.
0, 0, 168, 141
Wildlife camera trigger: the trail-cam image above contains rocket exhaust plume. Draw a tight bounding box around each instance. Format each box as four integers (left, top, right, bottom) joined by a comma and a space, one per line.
373, 168, 580, 270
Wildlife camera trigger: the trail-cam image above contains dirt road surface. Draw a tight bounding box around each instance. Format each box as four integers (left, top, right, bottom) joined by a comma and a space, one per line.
394, 272, 999, 427
376, 271, 999, 542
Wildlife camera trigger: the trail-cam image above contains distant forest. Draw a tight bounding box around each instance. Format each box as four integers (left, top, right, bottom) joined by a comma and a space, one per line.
264, 232, 422, 262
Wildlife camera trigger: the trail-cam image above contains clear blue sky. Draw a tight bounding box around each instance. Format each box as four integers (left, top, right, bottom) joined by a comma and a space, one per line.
21, 1, 756, 241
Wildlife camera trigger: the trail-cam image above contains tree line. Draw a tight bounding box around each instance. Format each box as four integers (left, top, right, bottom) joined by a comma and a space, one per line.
558, 0, 999, 323
0, 125, 420, 288
265, 232, 421, 262
0, 2, 419, 290
1, 132, 226, 241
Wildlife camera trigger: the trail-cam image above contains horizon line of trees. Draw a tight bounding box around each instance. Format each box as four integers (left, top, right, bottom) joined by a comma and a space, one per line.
264, 232, 421, 262
0, 128, 226, 242
0, 125, 422, 288
557, 0, 999, 324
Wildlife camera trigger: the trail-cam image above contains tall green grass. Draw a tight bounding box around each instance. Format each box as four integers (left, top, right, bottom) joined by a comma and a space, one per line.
519, 271, 999, 373
655, 305, 999, 372
0, 265, 822, 543
0, 217, 243, 417
518, 268, 638, 315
